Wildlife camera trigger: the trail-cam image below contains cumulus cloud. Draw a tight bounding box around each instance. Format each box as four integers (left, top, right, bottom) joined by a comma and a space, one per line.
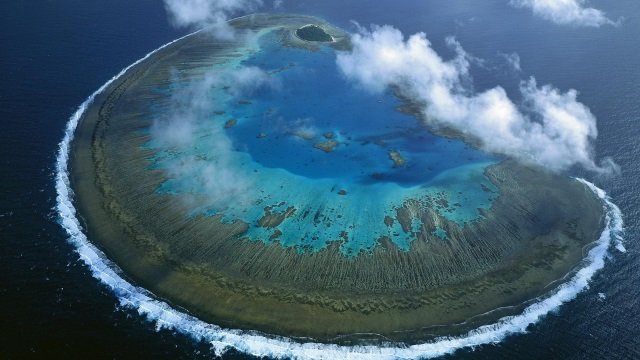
501, 52, 522, 72
337, 26, 617, 174
164, 0, 262, 38
150, 66, 277, 208
221, 66, 282, 96
510, 0, 617, 27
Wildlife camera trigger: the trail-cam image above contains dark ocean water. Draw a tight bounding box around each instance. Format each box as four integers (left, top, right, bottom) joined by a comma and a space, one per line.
1, 0, 638, 359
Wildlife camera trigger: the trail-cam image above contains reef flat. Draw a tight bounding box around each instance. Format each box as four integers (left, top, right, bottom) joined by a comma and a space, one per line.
70, 14, 605, 343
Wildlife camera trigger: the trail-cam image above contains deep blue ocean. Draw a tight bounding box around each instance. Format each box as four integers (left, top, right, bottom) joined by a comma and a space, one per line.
1, 0, 639, 358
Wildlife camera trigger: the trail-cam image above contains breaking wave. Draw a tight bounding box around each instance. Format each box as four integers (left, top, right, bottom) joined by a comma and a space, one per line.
55, 35, 624, 360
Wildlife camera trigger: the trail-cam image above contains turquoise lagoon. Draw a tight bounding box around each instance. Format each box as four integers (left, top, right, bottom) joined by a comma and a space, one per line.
146, 29, 499, 256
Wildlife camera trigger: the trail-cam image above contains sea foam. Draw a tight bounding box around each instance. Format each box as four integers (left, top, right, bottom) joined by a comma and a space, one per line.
55, 34, 624, 360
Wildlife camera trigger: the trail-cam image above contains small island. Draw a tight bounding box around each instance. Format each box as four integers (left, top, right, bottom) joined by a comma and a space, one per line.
295, 24, 334, 42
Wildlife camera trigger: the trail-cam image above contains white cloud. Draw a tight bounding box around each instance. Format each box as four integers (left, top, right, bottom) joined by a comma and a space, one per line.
150, 66, 277, 208
337, 25, 617, 174
501, 52, 522, 72
510, 0, 616, 27
164, 0, 262, 38
223, 66, 282, 96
